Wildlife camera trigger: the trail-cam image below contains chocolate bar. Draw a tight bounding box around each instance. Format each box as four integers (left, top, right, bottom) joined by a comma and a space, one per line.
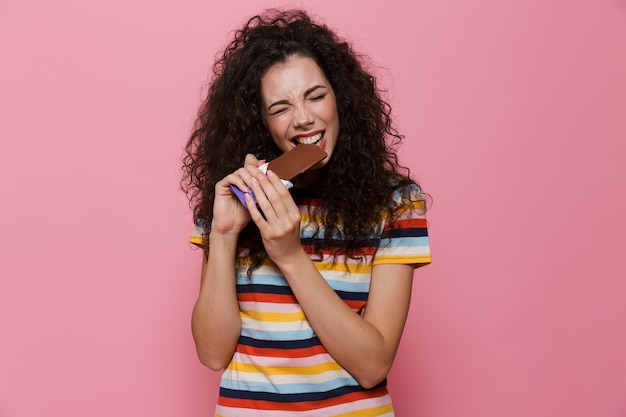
229, 144, 327, 208
267, 144, 328, 180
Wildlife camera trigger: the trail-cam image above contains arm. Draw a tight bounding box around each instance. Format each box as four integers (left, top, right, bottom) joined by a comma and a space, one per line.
245, 170, 415, 388
191, 155, 266, 370
191, 233, 242, 370
279, 258, 414, 389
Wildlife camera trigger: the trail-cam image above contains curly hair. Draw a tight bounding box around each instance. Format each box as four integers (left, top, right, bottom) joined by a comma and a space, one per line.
182, 8, 422, 273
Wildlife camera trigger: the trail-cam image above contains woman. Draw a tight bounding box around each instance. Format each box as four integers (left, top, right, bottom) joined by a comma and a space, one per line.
182, 9, 431, 416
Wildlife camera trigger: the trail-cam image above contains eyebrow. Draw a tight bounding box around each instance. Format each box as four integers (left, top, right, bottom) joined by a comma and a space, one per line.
267, 85, 327, 111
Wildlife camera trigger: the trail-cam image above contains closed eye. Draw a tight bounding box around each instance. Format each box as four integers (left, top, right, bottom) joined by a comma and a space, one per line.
269, 107, 288, 116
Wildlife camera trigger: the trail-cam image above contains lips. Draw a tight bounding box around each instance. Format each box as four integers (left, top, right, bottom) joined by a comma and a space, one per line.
292, 131, 324, 146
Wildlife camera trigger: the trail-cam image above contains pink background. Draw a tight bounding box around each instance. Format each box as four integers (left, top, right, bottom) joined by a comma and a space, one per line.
1, 0, 625, 415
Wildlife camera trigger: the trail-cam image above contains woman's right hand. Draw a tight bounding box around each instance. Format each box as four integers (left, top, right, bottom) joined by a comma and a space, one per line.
210, 154, 266, 236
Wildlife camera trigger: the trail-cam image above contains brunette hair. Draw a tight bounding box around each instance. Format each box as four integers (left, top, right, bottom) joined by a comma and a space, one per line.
182, 9, 423, 272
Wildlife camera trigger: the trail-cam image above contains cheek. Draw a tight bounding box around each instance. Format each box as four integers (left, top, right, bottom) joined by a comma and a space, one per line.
265, 120, 292, 151
265, 120, 282, 139
268, 116, 289, 133
324, 101, 339, 128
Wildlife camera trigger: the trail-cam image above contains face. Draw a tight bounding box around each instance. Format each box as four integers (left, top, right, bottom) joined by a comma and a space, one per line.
260, 55, 339, 169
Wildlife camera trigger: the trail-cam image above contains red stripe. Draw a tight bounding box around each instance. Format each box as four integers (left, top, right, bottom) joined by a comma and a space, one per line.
237, 344, 328, 358
218, 385, 388, 411
238, 293, 297, 304
238, 293, 364, 311
345, 300, 366, 310
386, 218, 427, 230
302, 246, 377, 256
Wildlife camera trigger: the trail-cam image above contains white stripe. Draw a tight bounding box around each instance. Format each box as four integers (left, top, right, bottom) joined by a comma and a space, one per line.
241, 317, 311, 332
232, 351, 335, 367
376, 241, 430, 253
239, 301, 303, 313
317, 268, 373, 283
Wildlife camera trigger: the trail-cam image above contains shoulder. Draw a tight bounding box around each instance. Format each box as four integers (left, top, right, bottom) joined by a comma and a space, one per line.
388, 178, 427, 212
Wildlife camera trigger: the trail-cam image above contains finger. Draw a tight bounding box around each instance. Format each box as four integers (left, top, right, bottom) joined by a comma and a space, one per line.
244, 153, 267, 168
244, 189, 268, 227
217, 165, 264, 203
266, 170, 297, 209
263, 171, 292, 207
249, 174, 278, 221
217, 171, 250, 198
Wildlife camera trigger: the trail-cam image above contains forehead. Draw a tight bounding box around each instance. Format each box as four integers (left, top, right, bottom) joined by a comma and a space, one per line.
260, 55, 330, 101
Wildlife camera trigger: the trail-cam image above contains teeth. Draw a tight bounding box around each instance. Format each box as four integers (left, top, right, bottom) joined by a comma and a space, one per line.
296, 132, 323, 145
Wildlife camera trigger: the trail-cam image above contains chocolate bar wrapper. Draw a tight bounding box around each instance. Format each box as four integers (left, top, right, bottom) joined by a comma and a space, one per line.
229, 163, 293, 208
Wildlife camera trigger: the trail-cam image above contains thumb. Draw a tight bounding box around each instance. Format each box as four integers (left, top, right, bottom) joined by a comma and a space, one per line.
244, 153, 266, 168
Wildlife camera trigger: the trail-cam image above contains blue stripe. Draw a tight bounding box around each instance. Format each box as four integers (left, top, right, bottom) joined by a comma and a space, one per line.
301, 230, 320, 239
219, 380, 386, 402
237, 275, 372, 294
382, 228, 428, 238
220, 377, 359, 394
237, 283, 294, 295
237, 273, 289, 287
334, 290, 368, 301
241, 327, 316, 341
326, 279, 370, 293
239, 335, 321, 349
378, 236, 430, 248
390, 181, 422, 199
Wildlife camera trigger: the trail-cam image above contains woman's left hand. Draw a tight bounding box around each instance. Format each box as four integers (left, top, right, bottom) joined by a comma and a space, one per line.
245, 169, 304, 264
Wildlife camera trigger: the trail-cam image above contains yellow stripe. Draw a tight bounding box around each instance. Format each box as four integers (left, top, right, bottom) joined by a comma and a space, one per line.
189, 235, 204, 247
241, 310, 306, 322
235, 257, 272, 267
409, 199, 426, 210
228, 361, 344, 375
335, 403, 393, 417
241, 257, 372, 274
300, 212, 344, 225
391, 199, 426, 217
314, 261, 371, 274
189, 235, 203, 244
373, 255, 431, 265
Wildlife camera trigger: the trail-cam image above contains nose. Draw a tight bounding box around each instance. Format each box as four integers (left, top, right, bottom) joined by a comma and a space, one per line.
292, 103, 314, 128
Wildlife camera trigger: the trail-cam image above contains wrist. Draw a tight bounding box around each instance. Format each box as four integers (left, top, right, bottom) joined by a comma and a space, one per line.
208, 229, 240, 249
273, 247, 311, 275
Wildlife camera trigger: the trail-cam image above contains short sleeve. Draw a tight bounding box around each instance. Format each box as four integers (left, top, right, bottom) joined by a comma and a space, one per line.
372, 182, 432, 268
189, 218, 208, 248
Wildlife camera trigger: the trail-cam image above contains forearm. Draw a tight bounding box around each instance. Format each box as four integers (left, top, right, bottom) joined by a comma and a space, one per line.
191, 232, 242, 370
277, 251, 409, 388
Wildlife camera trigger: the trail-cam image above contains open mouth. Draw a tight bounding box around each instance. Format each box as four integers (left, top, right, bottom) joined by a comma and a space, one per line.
293, 131, 324, 146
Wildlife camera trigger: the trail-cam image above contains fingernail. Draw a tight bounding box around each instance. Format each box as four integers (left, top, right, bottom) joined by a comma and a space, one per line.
266, 170, 275, 179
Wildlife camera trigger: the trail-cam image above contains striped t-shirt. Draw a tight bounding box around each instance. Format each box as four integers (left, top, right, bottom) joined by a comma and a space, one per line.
190, 181, 431, 416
